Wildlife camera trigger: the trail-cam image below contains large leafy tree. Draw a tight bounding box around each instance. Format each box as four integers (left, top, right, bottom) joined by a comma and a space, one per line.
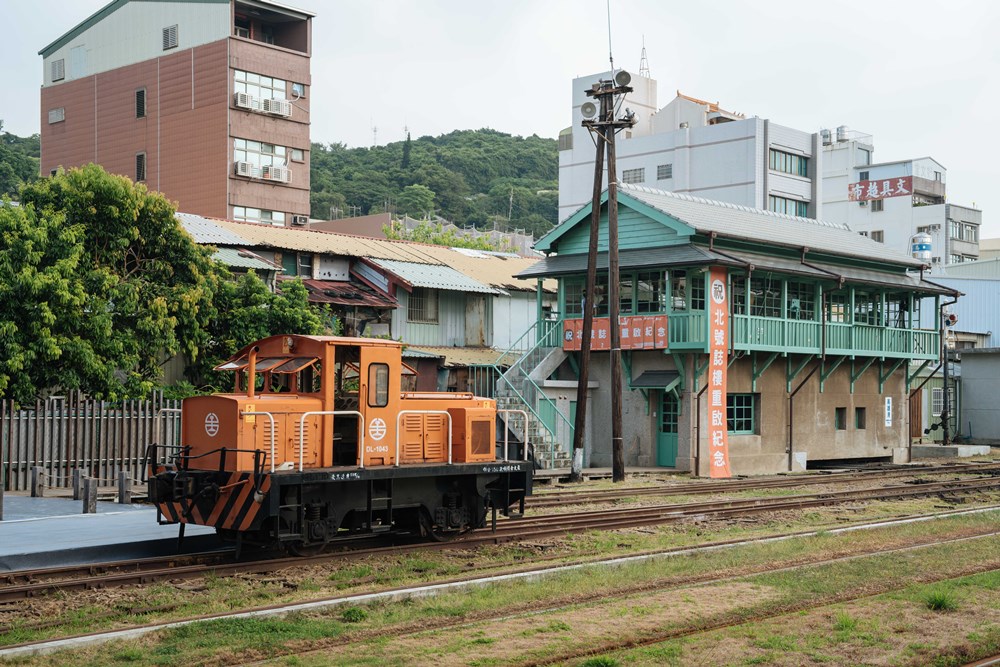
0, 120, 40, 197
3, 165, 220, 402
187, 273, 325, 391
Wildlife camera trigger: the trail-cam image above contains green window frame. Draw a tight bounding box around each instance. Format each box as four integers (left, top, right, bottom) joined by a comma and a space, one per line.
886, 294, 908, 329
854, 290, 882, 326
835, 407, 847, 430
769, 149, 809, 177
731, 275, 747, 315
826, 291, 849, 323
855, 407, 866, 429
786, 281, 815, 321
769, 195, 809, 217
749, 277, 781, 318
726, 394, 756, 434
635, 270, 667, 313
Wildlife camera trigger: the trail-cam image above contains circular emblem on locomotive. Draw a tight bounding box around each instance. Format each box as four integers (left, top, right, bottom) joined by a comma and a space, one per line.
368, 417, 387, 441
204, 412, 220, 437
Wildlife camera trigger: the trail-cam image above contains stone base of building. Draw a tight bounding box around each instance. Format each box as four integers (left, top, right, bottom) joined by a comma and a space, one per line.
911, 444, 993, 458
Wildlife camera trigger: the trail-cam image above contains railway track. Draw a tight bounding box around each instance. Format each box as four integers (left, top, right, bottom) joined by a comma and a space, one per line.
528, 461, 1000, 508
4, 472, 1000, 603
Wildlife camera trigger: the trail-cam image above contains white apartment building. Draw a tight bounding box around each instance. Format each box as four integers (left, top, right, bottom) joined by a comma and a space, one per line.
558, 70, 823, 222
822, 131, 981, 267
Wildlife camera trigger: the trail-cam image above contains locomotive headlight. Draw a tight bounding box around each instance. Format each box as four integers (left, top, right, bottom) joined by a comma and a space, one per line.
253, 490, 265, 503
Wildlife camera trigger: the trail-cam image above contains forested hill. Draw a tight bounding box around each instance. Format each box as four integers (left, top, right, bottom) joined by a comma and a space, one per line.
0, 122, 40, 197
310, 129, 559, 238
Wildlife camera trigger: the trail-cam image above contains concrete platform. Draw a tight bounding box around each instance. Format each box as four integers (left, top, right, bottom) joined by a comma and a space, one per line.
911, 444, 995, 458
0, 496, 222, 572
532, 466, 679, 484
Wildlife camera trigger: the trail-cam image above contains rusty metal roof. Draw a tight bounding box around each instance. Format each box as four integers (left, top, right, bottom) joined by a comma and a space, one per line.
177, 213, 250, 246
283, 277, 398, 309
406, 346, 518, 368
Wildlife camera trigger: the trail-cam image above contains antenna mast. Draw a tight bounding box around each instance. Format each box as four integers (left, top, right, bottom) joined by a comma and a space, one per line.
639, 36, 650, 77
606, 0, 615, 72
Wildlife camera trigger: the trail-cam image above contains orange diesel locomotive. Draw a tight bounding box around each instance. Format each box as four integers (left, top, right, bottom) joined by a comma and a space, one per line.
146, 335, 532, 552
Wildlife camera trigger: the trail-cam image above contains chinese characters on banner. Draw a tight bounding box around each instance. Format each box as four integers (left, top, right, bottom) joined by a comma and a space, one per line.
847, 176, 912, 202
562, 315, 668, 351
707, 267, 732, 478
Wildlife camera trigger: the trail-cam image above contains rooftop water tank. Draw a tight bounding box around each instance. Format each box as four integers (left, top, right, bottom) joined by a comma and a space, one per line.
911, 232, 932, 262
836, 125, 850, 142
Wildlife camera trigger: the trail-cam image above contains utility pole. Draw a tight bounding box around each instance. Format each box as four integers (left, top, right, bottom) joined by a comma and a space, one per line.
575, 73, 636, 483
570, 93, 608, 483
508, 186, 514, 222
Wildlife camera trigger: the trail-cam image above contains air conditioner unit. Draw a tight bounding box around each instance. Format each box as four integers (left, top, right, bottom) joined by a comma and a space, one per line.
262, 98, 292, 117
234, 161, 256, 177
858, 201, 867, 207
291, 214, 308, 226
261, 165, 290, 183
233, 92, 254, 110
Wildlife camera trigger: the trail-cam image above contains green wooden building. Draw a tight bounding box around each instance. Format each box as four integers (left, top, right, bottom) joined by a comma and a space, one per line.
515, 184, 955, 475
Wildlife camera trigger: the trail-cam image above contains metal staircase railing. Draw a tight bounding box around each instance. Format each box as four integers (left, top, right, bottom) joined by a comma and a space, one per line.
491, 319, 574, 469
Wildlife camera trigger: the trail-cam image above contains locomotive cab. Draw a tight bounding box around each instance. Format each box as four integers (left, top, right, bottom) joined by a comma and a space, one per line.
147, 335, 533, 551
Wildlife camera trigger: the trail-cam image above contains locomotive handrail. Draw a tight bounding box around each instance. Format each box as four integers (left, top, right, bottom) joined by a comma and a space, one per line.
497, 409, 528, 462
241, 411, 277, 472
298, 411, 366, 471
395, 410, 453, 467
153, 408, 182, 446
400, 392, 475, 401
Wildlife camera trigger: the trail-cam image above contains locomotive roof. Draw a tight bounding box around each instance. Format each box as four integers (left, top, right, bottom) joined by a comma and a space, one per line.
228, 334, 403, 361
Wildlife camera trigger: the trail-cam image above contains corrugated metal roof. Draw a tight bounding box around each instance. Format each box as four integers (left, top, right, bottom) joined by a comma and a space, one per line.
941, 258, 1000, 279
517, 245, 736, 278
291, 278, 397, 309
407, 346, 518, 367
368, 258, 501, 294
618, 184, 924, 267
213, 247, 280, 271
201, 217, 555, 294
178, 213, 250, 246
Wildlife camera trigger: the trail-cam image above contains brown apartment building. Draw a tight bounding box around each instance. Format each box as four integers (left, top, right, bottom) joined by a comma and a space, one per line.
39, 0, 312, 225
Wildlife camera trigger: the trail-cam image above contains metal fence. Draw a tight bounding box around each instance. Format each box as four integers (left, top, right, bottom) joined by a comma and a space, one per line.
0, 392, 181, 491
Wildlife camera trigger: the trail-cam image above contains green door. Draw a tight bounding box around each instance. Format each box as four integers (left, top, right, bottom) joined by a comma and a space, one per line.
657, 392, 678, 467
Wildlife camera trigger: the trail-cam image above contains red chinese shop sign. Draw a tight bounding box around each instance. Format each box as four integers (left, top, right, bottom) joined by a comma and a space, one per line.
562, 315, 668, 351
847, 176, 912, 202
707, 267, 732, 478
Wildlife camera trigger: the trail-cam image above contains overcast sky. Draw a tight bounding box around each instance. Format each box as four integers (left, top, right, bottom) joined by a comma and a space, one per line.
6, 0, 999, 235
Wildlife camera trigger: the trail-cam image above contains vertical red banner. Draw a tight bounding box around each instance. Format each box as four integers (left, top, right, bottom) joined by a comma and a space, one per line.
654, 315, 668, 348
707, 267, 732, 478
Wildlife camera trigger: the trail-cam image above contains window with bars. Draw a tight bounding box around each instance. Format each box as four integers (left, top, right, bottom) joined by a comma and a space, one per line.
135, 153, 146, 182
135, 88, 146, 118
162, 25, 178, 50
656, 163, 673, 180
931, 387, 955, 416
731, 275, 747, 314
727, 394, 756, 434
51, 59, 65, 82
769, 149, 809, 176
297, 252, 313, 277
408, 287, 439, 323
621, 168, 645, 184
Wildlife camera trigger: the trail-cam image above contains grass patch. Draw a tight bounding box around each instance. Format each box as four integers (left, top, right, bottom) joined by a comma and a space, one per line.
924, 590, 958, 612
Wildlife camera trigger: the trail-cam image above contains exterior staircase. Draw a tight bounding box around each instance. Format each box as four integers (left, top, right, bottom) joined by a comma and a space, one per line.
492, 320, 573, 469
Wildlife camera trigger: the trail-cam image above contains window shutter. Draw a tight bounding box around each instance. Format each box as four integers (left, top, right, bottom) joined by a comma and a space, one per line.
51, 59, 65, 82
162, 25, 178, 50
48, 107, 65, 124
136, 153, 147, 182
135, 89, 146, 118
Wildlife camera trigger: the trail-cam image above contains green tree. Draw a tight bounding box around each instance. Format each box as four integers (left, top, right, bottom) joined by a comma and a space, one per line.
187, 273, 326, 390
397, 184, 436, 218
4, 165, 221, 402
0, 120, 40, 197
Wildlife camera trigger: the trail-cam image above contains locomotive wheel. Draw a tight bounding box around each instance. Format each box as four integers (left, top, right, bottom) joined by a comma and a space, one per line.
419, 509, 467, 542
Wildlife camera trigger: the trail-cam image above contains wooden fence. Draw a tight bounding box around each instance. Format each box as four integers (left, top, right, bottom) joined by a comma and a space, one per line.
0, 392, 181, 491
